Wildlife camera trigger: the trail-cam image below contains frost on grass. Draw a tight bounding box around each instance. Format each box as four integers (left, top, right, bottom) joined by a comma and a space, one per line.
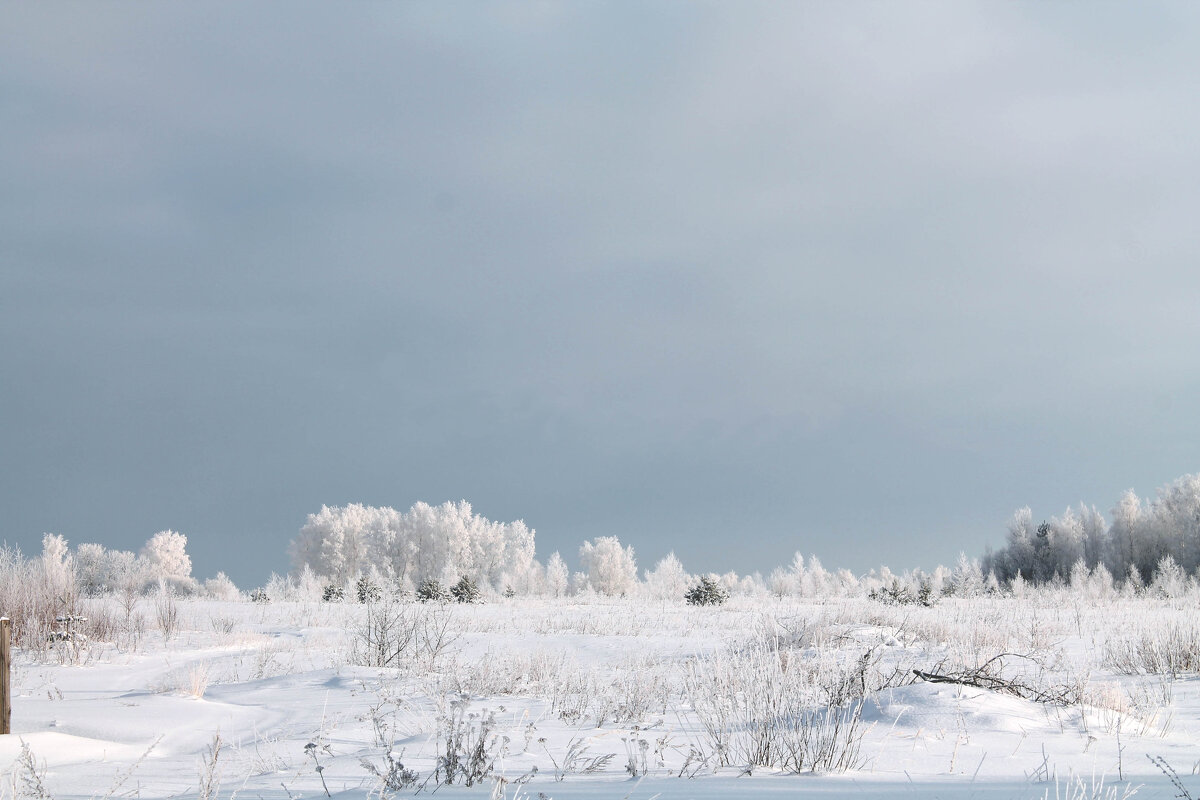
0, 593, 1190, 800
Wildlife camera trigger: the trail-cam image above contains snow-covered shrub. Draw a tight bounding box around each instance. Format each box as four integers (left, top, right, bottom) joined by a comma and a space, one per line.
684, 575, 729, 606
260, 570, 321, 602
250, 588, 269, 604
1103, 621, 1200, 678
0, 543, 56, 648
351, 601, 458, 670
155, 589, 179, 641
684, 642, 868, 773
578, 536, 637, 596
203, 572, 240, 601
353, 602, 420, 668
322, 583, 345, 602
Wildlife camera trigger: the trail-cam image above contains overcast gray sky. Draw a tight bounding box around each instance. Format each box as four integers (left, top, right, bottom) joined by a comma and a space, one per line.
4, 2, 1199, 588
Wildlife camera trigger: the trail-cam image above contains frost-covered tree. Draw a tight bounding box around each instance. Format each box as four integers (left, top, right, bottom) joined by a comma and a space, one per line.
74, 543, 108, 596
1068, 558, 1091, 595
929, 564, 952, 597
861, 565, 895, 597
685, 575, 729, 606
578, 536, 637, 596
1122, 563, 1144, 596
141, 530, 192, 581
1038, 509, 1086, 581
643, 552, 691, 601
544, 552, 569, 597
834, 568, 859, 596
1079, 505, 1108, 570
290, 500, 539, 594
787, 552, 806, 596
106, 549, 146, 594
948, 553, 984, 597
1088, 562, 1115, 599
773, 553, 830, 598
1148, 474, 1200, 574
719, 570, 741, 596
1149, 554, 1189, 598
41, 533, 74, 604
739, 572, 768, 598
72, 543, 150, 596
767, 567, 795, 598
984, 507, 1037, 582
291, 504, 396, 584
985, 472, 1200, 588
803, 555, 831, 597
1110, 490, 1147, 580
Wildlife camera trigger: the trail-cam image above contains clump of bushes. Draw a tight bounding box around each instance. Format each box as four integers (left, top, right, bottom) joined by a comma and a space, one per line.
685, 575, 729, 606
869, 578, 936, 607
322, 584, 345, 602
250, 588, 270, 604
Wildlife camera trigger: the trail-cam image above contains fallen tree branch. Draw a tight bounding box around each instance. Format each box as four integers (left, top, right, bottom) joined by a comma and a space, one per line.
912, 653, 1081, 706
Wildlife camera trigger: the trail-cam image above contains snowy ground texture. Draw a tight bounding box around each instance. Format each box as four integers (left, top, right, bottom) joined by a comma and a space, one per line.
3, 592, 1200, 799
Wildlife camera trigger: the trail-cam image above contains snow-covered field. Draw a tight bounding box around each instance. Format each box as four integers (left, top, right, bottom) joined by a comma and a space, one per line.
3, 591, 1199, 799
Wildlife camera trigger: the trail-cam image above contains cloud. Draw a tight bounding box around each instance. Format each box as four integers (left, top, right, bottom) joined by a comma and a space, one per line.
3, 2, 1200, 582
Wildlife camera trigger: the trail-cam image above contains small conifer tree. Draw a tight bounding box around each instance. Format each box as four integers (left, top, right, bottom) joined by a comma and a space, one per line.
356, 575, 382, 603
416, 578, 448, 603
450, 575, 481, 604
684, 575, 729, 606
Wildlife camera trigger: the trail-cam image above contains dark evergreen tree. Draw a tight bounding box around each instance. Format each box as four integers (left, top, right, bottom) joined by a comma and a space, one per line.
684, 575, 729, 606
451, 575, 481, 604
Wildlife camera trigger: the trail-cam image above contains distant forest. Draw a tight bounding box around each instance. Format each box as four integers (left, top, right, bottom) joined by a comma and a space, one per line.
14, 474, 1200, 606
983, 472, 1200, 586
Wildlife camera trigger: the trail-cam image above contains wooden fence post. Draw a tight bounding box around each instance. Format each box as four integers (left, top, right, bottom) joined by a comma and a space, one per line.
1, 617, 10, 734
